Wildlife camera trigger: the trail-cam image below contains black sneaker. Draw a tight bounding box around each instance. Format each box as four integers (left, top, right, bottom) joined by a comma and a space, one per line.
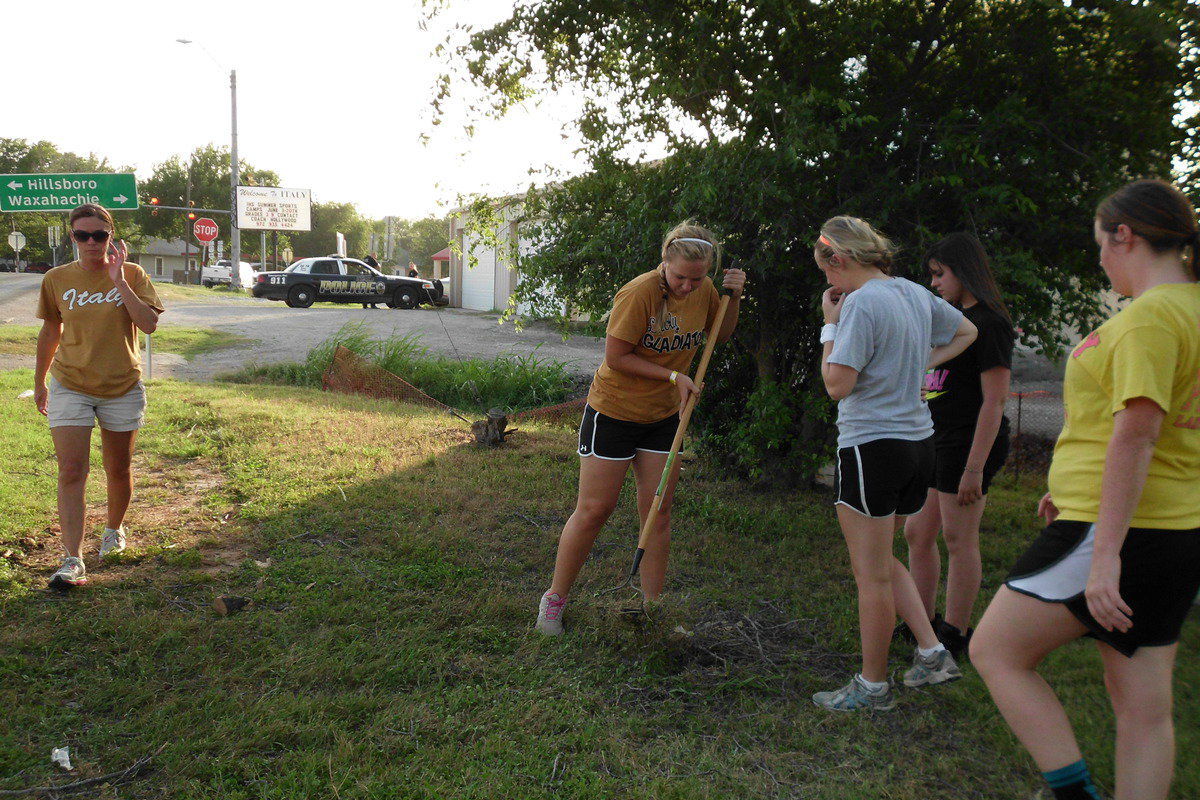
935, 619, 973, 660
894, 613, 943, 645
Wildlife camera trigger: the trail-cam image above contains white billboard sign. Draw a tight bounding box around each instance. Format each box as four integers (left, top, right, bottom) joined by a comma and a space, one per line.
235, 186, 312, 232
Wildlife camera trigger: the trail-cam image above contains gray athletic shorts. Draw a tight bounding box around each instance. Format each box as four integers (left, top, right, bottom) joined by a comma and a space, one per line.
47, 376, 147, 431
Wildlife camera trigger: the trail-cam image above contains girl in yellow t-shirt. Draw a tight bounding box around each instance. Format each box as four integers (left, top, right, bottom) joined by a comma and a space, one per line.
535, 222, 746, 635
973, 179, 1200, 800
34, 203, 164, 589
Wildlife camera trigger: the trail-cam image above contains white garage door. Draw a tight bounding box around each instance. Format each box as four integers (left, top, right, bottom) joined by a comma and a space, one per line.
462, 244, 496, 311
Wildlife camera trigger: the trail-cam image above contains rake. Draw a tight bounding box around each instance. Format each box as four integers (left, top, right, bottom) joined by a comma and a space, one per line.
605, 289, 733, 617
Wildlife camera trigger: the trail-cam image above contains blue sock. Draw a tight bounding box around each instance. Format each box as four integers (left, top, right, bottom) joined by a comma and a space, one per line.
1043, 760, 1101, 800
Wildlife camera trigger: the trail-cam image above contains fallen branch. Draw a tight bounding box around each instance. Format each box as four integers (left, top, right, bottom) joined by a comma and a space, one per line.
0, 742, 168, 798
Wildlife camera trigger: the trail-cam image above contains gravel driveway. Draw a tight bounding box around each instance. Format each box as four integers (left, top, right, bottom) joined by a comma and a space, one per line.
1, 273, 606, 381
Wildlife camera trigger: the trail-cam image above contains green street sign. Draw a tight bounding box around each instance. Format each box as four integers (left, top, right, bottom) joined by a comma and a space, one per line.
0, 173, 139, 212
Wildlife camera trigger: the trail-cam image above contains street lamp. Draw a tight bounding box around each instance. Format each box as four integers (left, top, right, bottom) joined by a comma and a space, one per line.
175, 39, 240, 274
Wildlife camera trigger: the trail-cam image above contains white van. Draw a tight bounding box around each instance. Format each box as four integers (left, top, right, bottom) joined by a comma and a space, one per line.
201, 259, 256, 289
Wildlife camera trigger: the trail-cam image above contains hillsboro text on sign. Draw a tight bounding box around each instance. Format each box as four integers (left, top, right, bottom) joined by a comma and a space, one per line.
1, 173, 139, 212
235, 186, 311, 232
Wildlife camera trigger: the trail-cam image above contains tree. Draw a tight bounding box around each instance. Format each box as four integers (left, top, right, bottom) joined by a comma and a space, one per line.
388, 216, 451, 269
0, 138, 139, 265
437, 0, 1199, 479
287, 201, 374, 260
136, 145, 280, 247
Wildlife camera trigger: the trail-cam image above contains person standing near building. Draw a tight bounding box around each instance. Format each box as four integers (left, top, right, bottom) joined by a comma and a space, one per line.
34, 204, 164, 589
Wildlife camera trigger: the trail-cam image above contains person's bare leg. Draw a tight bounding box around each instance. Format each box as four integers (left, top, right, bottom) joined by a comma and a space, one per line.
547, 456, 631, 597
891, 555, 942, 650
1099, 641, 1177, 800
903, 488, 942, 618
100, 429, 138, 530
630, 449, 684, 600
971, 586, 1090, 770
938, 490, 986, 631
837, 505, 899, 683
51, 426, 93, 558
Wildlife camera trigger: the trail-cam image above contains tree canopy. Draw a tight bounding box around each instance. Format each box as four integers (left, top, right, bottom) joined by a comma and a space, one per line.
136, 144, 280, 247
438, 0, 1199, 478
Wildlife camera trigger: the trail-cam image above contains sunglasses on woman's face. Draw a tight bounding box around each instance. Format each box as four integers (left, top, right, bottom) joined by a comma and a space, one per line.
71, 229, 112, 243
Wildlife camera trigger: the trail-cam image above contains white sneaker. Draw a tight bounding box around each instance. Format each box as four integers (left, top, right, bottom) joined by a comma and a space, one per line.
99, 527, 126, 558
49, 557, 88, 589
535, 591, 568, 636
903, 646, 963, 687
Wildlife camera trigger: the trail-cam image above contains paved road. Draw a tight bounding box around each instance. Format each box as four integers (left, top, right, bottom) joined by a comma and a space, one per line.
1, 273, 607, 381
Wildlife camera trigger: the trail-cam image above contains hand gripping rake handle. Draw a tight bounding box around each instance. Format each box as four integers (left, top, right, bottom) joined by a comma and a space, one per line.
621, 291, 733, 590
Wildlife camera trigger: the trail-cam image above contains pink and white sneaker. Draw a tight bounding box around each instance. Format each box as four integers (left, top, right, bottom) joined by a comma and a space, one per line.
49, 557, 87, 590
535, 591, 568, 636
99, 527, 126, 558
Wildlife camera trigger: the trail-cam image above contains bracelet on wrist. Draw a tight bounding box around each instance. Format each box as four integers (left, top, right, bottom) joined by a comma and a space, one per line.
819, 323, 838, 344
668, 370, 678, 385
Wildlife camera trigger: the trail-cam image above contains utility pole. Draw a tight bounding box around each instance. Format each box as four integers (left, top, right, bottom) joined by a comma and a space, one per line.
230, 68, 241, 279
184, 166, 193, 284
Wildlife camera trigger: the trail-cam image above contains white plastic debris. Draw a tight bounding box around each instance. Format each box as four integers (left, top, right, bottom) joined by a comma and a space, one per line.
17, 389, 34, 399
51, 746, 73, 771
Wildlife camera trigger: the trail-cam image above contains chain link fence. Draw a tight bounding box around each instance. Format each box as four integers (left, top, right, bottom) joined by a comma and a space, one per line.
1005, 386, 1062, 475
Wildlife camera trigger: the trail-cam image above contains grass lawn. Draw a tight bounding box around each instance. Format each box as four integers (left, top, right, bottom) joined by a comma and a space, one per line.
151, 284, 261, 304
0, 326, 254, 359
0, 369, 1196, 799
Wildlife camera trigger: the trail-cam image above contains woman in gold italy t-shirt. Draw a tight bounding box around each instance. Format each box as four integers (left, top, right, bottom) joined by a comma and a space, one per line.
34, 203, 164, 589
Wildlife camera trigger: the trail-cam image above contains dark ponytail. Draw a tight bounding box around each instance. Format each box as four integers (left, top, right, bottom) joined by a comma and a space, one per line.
925, 233, 1013, 330
1096, 178, 1199, 281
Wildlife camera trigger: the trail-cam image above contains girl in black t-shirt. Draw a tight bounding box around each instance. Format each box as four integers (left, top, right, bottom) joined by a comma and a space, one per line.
902, 233, 1014, 656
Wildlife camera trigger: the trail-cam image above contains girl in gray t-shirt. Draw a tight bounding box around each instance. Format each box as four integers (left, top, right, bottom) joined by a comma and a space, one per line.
811, 215, 976, 712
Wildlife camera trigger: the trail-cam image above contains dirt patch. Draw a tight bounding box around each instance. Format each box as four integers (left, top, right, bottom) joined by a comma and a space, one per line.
16, 455, 253, 589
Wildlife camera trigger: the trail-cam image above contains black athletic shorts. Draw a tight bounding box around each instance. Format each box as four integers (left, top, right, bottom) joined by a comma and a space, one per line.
930, 427, 1010, 495
1006, 520, 1200, 656
834, 437, 934, 518
577, 403, 679, 460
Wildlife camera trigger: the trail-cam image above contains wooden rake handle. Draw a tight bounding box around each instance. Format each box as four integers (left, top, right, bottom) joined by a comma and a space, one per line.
629, 292, 733, 568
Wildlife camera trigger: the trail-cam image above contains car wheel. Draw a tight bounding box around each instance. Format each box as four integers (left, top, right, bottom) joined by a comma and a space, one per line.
288, 285, 316, 308
391, 285, 418, 310
202, 280, 213, 288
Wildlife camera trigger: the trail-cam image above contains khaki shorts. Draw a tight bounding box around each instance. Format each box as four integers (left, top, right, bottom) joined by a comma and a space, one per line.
47, 376, 147, 431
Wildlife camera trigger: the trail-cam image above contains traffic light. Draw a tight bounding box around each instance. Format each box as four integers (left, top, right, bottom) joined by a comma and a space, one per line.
149, 197, 159, 216
187, 211, 197, 220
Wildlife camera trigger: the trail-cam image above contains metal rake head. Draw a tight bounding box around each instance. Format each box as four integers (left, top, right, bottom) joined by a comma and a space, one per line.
600, 572, 649, 618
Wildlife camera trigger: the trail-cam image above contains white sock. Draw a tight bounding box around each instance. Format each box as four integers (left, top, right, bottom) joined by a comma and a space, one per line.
918, 643, 947, 658
856, 674, 889, 693
104, 526, 123, 534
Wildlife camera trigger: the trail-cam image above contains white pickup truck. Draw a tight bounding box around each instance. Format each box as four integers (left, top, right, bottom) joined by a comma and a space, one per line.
201, 259, 256, 289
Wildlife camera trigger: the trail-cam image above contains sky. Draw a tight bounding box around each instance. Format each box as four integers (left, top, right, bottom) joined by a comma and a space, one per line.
4, 0, 590, 221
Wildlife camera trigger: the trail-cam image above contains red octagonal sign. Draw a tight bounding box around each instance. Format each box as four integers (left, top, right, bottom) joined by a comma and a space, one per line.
193, 217, 219, 244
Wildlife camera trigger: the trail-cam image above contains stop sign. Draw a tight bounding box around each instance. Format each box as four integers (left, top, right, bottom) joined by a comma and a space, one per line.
193, 218, 219, 243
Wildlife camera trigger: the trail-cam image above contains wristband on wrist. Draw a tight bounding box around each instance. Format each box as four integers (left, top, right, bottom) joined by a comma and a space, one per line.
668, 370, 678, 385
820, 323, 838, 344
